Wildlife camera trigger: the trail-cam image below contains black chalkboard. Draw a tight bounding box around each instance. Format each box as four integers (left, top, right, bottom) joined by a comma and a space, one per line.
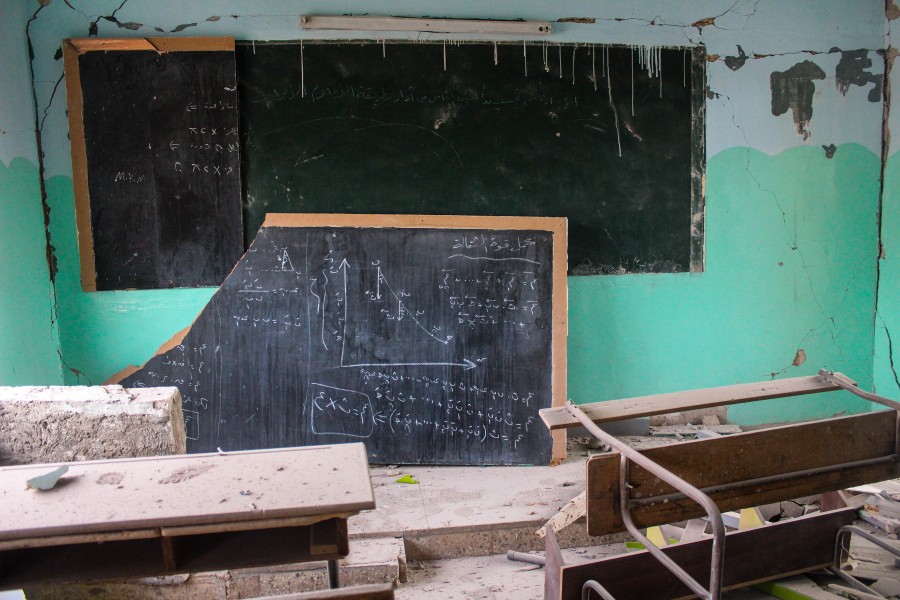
119, 215, 567, 465
237, 42, 705, 275
64, 38, 244, 290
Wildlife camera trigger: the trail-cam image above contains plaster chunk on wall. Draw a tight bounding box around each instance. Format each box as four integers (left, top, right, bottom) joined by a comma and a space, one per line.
770, 61, 826, 140
0, 386, 185, 466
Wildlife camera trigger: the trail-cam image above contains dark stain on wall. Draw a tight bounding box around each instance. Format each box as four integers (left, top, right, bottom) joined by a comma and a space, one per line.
822, 143, 837, 159
834, 49, 883, 102
724, 45, 747, 71
771, 60, 826, 140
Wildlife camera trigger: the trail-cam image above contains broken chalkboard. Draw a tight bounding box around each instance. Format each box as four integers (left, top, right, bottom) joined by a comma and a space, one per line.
63, 37, 243, 291
117, 214, 567, 465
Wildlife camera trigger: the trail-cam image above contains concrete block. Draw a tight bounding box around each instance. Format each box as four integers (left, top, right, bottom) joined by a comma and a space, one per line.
0, 386, 185, 465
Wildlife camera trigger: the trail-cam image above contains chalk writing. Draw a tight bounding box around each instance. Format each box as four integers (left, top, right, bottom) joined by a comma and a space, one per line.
122, 225, 556, 464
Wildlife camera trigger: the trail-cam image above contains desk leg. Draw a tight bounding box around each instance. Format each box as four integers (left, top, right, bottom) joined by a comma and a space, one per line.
327, 559, 340, 588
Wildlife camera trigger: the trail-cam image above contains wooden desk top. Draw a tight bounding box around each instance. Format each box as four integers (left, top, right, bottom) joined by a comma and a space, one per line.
0, 443, 374, 544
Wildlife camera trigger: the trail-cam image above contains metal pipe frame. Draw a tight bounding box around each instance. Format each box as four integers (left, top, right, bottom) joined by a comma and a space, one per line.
628, 455, 897, 508
582, 580, 617, 600
566, 401, 725, 600
818, 369, 900, 411
829, 525, 900, 600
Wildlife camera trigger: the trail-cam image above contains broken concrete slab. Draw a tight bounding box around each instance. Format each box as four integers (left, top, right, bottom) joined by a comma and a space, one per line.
0, 386, 185, 465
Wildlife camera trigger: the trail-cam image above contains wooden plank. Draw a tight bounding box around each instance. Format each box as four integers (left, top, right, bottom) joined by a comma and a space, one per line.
558, 508, 856, 600
544, 527, 565, 600
0, 444, 374, 543
540, 375, 849, 431
247, 583, 394, 599
65, 37, 234, 54
587, 411, 899, 535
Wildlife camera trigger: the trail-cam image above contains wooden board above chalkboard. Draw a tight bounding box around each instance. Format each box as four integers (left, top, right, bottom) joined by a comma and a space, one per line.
237, 42, 705, 275
63, 37, 244, 291
115, 214, 567, 465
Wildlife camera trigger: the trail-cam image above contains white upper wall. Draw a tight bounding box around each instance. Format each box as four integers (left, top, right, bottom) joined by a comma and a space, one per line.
7, 0, 889, 174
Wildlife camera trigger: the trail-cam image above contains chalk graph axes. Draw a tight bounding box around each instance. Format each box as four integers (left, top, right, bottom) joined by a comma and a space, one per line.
335, 258, 480, 371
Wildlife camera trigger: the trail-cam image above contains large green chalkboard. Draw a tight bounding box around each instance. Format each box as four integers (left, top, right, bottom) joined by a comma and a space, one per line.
237, 42, 705, 274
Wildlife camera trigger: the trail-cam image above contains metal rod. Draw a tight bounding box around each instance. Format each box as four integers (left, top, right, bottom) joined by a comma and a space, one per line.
629, 455, 897, 508
819, 370, 900, 411
566, 402, 725, 600
829, 522, 899, 598
327, 559, 340, 589
583, 579, 617, 600
506, 550, 546, 566
829, 567, 888, 600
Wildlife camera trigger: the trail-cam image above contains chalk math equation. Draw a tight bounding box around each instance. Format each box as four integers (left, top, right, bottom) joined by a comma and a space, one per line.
124, 225, 556, 465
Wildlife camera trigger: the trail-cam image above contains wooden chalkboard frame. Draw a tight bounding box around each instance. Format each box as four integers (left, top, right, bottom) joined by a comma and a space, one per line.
63, 36, 240, 291
113, 212, 569, 464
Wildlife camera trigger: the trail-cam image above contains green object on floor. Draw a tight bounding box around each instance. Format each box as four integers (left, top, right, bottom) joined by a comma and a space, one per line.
395, 475, 419, 484
26, 466, 69, 491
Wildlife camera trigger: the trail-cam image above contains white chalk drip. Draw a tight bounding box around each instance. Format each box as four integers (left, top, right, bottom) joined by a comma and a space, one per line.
572, 45, 577, 85
523, 40, 527, 77
558, 44, 562, 78
382, 39, 386, 58
607, 60, 621, 157
300, 40, 305, 98
252, 40, 256, 54
443, 41, 447, 71
631, 46, 634, 116
601, 44, 606, 78
494, 41, 498, 65
683, 49, 687, 87
604, 46, 609, 80
592, 44, 597, 91
544, 41, 549, 72
659, 47, 663, 98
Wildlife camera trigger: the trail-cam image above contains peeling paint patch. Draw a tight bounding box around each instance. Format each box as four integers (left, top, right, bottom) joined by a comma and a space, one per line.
835, 49, 882, 102
771, 61, 826, 140
104, 17, 142, 31
724, 46, 747, 71
692, 16, 716, 29
171, 22, 198, 33
557, 17, 595, 24
888, 0, 900, 21
792, 349, 806, 367
822, 144, 837, 159
707, 54, 720, 63
206, 16, 221, 22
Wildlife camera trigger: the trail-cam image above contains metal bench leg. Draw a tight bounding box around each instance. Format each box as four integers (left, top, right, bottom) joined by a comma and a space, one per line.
567, 401, 725, 600
327, 559, 340, 589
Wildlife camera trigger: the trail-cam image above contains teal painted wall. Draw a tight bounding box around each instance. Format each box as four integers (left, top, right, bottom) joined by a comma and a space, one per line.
875, 157, 900, 401
874, 18, 900, 402
3, 1, 889, 424
0, 1, 63, 385
571, 145, 879, 423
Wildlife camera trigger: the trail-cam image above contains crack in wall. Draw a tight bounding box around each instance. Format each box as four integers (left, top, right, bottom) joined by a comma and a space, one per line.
876, 3, 899, 394
88, 0, 129, 36
25, 3, 72, 381
714, 81, 848, 380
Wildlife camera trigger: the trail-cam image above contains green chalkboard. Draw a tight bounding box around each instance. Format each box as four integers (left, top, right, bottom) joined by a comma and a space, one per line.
237, 42, 705, 275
